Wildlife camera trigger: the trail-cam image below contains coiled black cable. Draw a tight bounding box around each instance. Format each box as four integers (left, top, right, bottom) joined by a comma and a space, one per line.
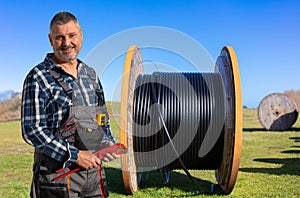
132, 72, 225, 171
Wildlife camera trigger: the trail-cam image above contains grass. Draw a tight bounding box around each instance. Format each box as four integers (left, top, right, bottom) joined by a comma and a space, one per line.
0, 121, 33, 198
0, 108, 299, 197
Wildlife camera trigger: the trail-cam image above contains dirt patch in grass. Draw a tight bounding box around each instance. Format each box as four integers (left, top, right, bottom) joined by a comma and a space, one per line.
0, 144, 33, 156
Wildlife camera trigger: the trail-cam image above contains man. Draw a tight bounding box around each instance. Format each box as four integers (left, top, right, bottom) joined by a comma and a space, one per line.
21, 11, 118, 197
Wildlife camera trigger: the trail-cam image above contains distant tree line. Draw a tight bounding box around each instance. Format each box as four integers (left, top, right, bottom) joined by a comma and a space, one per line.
284, 89, 300, 111
0, 90, 299, 122
0, 92, 21, 122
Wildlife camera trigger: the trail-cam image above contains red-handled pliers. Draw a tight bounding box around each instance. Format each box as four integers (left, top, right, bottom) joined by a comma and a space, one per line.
53, 143, 127, 181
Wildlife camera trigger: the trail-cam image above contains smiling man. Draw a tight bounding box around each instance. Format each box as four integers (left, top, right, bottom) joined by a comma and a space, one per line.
21, 12, 118, 198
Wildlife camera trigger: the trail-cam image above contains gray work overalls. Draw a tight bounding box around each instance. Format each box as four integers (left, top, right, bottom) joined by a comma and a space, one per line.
30, 66, 109, 198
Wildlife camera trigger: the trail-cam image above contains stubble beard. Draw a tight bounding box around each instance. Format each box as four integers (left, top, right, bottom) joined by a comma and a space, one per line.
55, 46, 79, 62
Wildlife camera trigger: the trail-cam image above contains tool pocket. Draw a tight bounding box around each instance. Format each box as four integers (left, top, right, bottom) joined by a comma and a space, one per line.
72, 106, 105, 150
75, 121, 104, 150
39, 183, 69, 198
38, 167, 69, 198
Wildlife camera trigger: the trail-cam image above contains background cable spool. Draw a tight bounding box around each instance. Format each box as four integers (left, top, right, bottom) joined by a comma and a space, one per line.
258, 93, 299, 131
120, 45, 242, 195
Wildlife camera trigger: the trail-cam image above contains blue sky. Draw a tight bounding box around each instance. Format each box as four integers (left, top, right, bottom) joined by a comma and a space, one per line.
0, 0, 299, 108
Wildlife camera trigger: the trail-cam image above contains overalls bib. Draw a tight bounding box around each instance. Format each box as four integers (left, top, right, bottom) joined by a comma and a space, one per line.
30, 66, 109, 198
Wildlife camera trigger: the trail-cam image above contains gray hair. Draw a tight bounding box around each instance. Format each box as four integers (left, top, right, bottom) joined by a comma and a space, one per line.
50, 11, 80, 33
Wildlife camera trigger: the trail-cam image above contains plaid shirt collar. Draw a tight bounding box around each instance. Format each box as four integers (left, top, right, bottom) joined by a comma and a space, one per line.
44, 53, 84, 71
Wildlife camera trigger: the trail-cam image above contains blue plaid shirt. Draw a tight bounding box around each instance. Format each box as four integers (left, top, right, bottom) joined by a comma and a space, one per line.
21, 53, 115, 168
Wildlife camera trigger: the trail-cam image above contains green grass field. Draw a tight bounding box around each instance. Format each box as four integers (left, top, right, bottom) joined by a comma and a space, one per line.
0, 108, 299, 197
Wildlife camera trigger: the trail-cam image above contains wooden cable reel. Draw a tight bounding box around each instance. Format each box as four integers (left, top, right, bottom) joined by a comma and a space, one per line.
120, 45, 242, 195
258, 93, 298, 131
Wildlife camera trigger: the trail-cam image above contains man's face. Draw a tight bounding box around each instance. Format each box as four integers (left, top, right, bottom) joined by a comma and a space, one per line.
49, 20, 83, 63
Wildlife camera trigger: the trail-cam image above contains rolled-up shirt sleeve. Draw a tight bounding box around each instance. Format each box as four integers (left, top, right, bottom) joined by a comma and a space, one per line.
21, 71, 78, 168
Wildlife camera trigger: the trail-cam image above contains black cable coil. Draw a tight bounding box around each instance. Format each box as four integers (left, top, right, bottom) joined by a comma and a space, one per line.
132, 72, 225, 171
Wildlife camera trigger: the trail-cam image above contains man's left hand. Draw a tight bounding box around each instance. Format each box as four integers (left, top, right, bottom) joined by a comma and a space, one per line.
101, 141, 120, 162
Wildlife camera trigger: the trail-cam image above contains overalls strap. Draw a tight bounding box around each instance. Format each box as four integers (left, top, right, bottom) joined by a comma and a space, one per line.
84, 66, 105, 106
49, 68, 74, 99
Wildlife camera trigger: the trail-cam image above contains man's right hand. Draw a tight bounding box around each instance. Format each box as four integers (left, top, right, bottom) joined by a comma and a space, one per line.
76, 150, 101, 170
